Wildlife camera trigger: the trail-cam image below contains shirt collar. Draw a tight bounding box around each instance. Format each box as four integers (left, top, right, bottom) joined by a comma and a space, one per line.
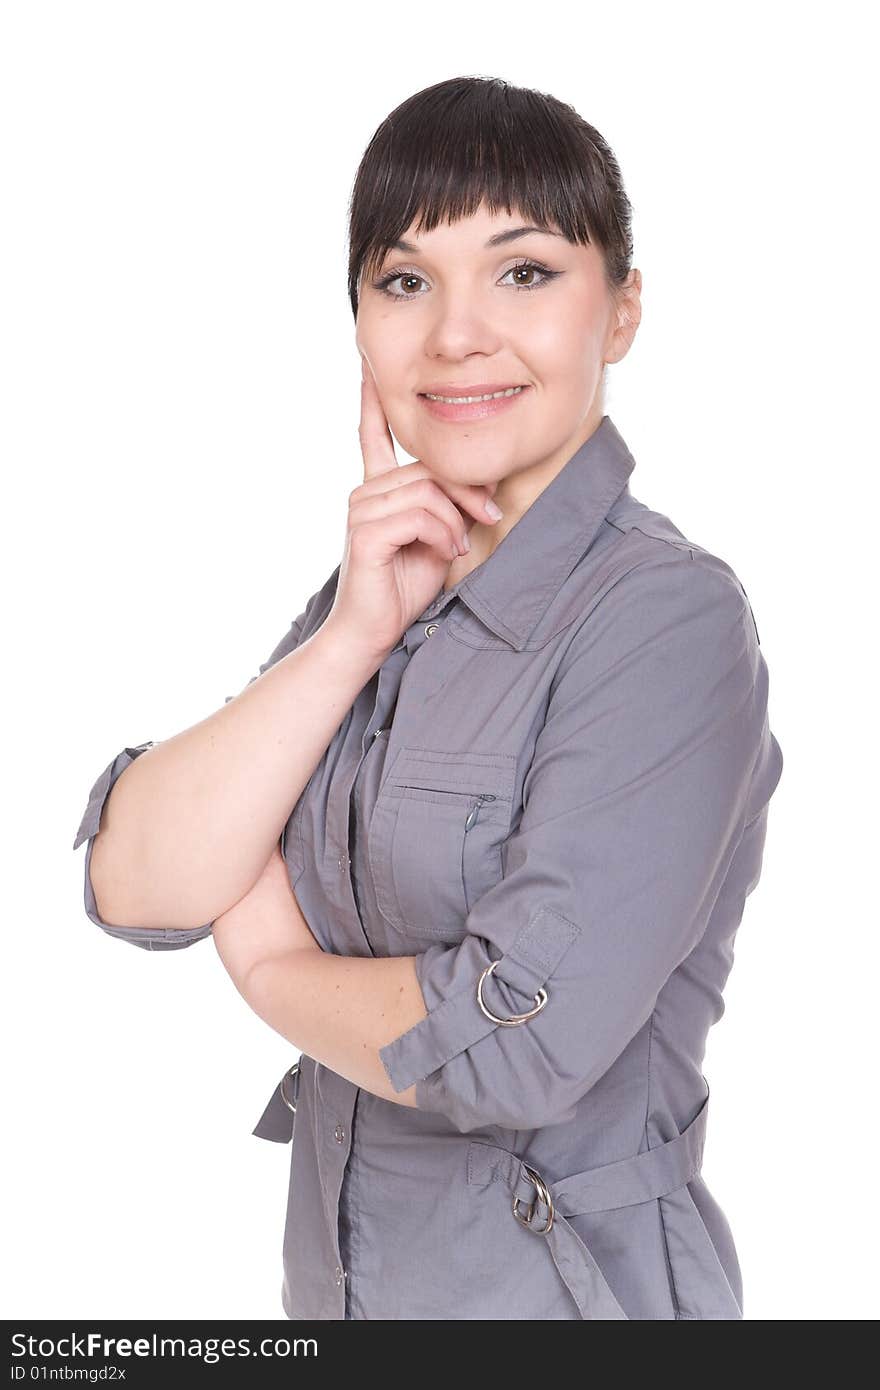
414, 414, 636, 651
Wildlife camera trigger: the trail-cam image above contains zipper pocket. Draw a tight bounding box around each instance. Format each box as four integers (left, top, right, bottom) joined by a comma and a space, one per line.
465, 792, 497, 831
395, 784, 498, 830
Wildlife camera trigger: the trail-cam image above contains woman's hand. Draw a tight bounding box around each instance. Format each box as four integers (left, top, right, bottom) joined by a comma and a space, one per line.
212, 841, 321, 1001
323, 358, 503, 662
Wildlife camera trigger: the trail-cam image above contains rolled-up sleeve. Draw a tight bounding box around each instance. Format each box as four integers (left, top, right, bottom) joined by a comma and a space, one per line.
72, 565, 341, 951
379, 558, 780, 1132
73, 742, 215, 951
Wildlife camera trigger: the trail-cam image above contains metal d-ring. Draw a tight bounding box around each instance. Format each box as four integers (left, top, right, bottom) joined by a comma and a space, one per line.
279, 1061, 301, 1114
512, 1162, 555, 1234
476, 959, 548, 1025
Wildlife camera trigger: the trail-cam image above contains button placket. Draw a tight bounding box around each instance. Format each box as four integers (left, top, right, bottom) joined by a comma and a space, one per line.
337, 662, 402, 958
347, 724, 392, 957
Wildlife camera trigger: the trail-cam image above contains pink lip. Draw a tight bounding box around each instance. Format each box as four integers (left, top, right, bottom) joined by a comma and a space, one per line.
418, 381, 527, 397
418, 384, 531, 423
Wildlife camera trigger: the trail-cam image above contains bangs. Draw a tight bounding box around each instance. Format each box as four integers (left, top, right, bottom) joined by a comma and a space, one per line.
347, 77, 633, 320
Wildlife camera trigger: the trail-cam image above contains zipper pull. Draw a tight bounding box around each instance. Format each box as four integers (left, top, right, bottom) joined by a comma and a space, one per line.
465, 793, 496, 832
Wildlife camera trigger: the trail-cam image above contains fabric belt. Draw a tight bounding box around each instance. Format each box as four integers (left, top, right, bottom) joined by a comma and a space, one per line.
466, 1087, 711, 1320
253, 1063, 722, 1320
252, 1060, 301, 1144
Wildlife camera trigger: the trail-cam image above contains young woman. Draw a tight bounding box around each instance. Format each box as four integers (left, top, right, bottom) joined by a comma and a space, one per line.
73, 75, 783, 1320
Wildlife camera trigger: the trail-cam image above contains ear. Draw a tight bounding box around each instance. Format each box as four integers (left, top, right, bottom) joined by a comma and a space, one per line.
604, 269, 643, 366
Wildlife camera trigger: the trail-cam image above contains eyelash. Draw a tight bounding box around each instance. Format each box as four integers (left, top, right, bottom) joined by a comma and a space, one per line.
371, 259, 562, 302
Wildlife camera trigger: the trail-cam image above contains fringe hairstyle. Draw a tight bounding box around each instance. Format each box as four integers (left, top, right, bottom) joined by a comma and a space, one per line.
346, 76, 634, 323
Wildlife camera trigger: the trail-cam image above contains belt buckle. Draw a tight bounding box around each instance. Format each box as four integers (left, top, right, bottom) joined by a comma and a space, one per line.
279, 1060, 301, 1114
512, 1161, 555, 1234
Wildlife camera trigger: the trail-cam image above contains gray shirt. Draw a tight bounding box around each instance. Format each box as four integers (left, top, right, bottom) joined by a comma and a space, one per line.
73, 415, 784, 1320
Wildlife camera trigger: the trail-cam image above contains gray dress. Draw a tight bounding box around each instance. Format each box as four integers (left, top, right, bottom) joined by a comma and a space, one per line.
73, 416, 784, 1320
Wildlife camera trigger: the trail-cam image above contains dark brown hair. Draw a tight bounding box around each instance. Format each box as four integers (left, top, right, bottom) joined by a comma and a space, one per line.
346, 76, 634, 323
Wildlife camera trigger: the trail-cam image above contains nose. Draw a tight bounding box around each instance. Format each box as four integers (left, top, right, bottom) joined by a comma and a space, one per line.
421, 291, 506, 361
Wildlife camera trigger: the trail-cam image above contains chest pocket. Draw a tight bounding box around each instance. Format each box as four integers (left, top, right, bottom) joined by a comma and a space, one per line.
367, 747, 516, 942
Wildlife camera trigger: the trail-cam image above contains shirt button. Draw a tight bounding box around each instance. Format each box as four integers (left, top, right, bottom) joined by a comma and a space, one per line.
424, 623, 438, 637
334, 1124, 346, 1143
335, 1265, 346, 1285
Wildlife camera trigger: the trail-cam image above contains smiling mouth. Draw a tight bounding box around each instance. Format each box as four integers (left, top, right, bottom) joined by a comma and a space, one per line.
419, 385, 528, 404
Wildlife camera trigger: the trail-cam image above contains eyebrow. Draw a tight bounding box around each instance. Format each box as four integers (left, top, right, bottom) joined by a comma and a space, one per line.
389, 225, 566, 253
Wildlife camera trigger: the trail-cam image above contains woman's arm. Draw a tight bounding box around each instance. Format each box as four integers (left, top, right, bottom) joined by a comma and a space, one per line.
245, 952, 424, 1108
211, 841, 323, 998
212, 845, 425, 1107
89, 609, 385, 931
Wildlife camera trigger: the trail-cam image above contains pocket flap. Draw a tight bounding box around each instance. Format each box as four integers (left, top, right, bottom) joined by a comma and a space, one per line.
381, 747, 516, 802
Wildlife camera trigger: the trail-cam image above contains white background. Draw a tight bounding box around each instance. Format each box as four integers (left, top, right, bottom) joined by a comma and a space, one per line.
3, 0, 876, 1321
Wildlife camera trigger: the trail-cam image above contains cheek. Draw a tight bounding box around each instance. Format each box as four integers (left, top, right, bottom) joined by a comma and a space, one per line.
523, 307, 606, 402
356, 305, 405, 372
530, 288, 605, 355
383, 398, 424, 462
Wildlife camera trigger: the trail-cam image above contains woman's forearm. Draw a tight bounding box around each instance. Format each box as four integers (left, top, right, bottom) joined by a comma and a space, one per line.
211, 826, 425, 1106
90, 615, 386, 929
242, 949, 425, 1107
211, 840, 322, 996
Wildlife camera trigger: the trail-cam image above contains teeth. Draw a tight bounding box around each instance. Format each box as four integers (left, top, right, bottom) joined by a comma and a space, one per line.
424, 386, 524, 404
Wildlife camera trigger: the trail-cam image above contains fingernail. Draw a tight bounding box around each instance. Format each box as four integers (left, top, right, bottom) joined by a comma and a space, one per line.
459, 531, 471, 553
485, 499, 503, 521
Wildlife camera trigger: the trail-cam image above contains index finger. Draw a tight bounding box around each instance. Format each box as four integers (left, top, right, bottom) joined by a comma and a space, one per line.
359, 356, 399, 482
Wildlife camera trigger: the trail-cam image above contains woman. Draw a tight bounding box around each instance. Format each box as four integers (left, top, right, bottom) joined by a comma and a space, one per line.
73, 76, 783, 1320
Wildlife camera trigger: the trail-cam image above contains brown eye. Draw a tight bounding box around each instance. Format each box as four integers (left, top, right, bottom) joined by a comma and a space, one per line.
372, 270, 427, 300
512, 265, 537, 286
501, 261, 562, 293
